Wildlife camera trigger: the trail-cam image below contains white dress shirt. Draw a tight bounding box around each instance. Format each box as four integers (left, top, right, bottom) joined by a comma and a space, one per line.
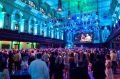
29, 59, 49, 79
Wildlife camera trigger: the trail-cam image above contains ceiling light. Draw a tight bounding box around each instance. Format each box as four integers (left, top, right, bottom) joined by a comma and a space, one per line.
58, 8, 62, 12
77, 17, 80, 19
58, 0, 62, 12
67, 17, 71, 20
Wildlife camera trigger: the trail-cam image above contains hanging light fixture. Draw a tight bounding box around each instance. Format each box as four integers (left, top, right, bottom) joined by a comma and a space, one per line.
96, 0, 102, 43
67, 0, 71, 20
58, 0, 62, 12
78, 1, 80, 10
68, 10, 71, 20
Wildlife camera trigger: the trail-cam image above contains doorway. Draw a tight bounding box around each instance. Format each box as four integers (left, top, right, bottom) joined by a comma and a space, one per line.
14, 44, 19, 49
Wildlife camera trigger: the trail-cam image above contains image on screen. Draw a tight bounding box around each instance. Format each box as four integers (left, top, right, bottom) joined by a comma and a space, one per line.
80, 34, 92, 42
74, 33, 93, 43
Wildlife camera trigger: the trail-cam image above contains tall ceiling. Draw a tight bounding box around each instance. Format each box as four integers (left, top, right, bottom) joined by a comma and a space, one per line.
44, 0, 112, 17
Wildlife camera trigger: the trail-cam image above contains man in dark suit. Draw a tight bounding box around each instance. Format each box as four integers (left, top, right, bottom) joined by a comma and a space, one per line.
93, 55, 106, 79
49, 52, 56, 79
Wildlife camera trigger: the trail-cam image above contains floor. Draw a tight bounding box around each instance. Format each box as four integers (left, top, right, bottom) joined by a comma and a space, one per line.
88, 66, 120, 79
58, 66, 120, 79
114, 66, 120, 79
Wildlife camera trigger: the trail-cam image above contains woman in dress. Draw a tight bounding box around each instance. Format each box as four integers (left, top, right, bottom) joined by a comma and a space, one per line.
105, 54, 113, 79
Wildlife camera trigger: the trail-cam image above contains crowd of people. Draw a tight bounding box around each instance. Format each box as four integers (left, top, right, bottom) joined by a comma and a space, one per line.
0, 47, 119, 79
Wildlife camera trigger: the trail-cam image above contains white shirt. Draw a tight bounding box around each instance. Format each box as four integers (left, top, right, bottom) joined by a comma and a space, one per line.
110, 53, 117, 61
29, 59, 49, 79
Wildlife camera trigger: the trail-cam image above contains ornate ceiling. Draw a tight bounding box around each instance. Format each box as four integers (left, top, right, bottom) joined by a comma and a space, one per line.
44, 0, 112, 18
17, 0, 118, 32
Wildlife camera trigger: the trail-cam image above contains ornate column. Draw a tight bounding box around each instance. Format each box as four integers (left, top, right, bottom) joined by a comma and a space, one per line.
0, 12, 5, 28
11, 15, 16, 30
44, 27, 47, 37
34, 24, 38, 35
19, 19, 25, 32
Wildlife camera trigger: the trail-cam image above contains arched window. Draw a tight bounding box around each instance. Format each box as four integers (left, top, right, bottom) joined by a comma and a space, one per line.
29, 19, 34, 34
14, 13, 20, 31
11, 10, 24, 32
28, 17, 37, 35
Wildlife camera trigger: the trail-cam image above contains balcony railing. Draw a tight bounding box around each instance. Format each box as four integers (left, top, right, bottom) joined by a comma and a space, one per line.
0, 29, 64, 44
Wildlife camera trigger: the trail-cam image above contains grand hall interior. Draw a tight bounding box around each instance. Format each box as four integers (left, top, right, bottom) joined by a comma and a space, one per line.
0, 0, 120, 79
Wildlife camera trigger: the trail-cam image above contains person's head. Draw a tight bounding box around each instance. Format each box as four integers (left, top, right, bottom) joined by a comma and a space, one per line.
56, 56, 62, 64
79, 62, 84, 67
23, 56, 28, 61
96, 54, 101, 58
36, 53, 42, 59
31, 51, 34, 53
110, 50, 113, 53
37, 50, 39, 53
106, 54, 111, 60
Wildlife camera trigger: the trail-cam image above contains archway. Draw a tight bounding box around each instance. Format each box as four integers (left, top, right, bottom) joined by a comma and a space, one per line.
28, 17, 37, 35
102, 26, 110, 42
11, 10, 24, 32
40, 21, 47, 37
